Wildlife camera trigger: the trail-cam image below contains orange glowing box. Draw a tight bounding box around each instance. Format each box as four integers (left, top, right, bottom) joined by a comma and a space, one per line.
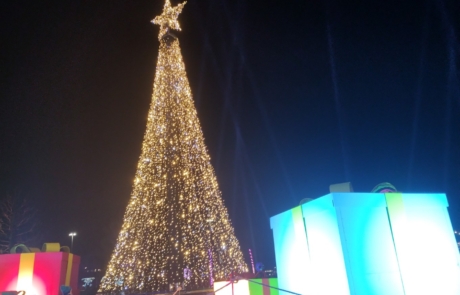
0, 251, 80, 295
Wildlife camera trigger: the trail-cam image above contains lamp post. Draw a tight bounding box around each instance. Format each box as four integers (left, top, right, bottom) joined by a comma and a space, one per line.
69, 232, 77, 252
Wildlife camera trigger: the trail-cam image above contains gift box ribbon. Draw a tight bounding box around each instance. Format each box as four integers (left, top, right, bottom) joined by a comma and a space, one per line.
10, 243, 70, 254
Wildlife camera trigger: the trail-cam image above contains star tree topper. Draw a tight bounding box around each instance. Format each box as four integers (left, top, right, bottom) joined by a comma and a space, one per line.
152, 0, 187, 40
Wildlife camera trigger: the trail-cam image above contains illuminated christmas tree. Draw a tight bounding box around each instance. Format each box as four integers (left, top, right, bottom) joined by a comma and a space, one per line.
99, 0, 247, 292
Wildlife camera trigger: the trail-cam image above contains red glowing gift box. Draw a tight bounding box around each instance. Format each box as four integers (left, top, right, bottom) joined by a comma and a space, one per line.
0, 243, 80, 295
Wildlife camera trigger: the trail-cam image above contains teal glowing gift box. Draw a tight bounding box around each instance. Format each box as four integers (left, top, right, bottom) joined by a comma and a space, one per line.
270, 193, 460, 295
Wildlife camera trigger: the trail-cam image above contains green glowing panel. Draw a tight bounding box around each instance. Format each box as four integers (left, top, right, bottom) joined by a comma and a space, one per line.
248, 278, 279, 295
248, 279, 262, 295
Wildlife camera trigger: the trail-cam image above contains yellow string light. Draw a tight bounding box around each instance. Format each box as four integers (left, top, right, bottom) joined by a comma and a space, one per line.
99, 1, 247, 292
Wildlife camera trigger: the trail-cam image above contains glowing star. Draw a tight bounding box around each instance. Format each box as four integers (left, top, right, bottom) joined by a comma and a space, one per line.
152, 0, 187, 40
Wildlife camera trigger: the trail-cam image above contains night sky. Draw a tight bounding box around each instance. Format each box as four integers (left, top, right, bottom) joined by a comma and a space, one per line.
1, 0, 459, 271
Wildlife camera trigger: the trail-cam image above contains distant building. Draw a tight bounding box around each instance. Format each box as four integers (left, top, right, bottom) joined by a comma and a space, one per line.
263, 268, 277, 278
80, 266, 103, 295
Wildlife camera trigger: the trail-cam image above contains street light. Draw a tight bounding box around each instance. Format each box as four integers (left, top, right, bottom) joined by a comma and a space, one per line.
69, 232, 77, 252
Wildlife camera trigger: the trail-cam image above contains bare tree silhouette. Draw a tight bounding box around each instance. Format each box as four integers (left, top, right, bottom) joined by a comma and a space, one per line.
0, 193, 40, 253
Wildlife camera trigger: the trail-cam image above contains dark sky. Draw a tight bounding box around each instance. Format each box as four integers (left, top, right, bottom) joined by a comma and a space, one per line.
1, 0, 459, 270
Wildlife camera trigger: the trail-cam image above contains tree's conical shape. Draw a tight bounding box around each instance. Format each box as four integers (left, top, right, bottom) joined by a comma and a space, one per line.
99, 5, 247, 292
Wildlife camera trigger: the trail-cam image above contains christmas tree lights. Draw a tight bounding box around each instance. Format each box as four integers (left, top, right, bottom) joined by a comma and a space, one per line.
99, 0, 247, 292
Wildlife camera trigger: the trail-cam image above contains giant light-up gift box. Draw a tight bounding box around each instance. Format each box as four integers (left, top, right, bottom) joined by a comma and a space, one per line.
0, 243, 80, 295
270, 192, 460, 295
